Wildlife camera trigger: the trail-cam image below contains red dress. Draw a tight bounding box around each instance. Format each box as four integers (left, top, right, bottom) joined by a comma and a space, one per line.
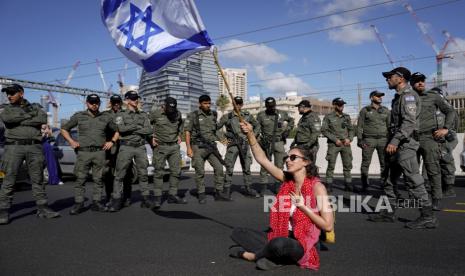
268, 176, 321, 270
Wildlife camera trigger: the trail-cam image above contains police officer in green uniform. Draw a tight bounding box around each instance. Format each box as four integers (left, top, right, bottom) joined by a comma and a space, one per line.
61, 94, 117, 215
103, 95, 132, 207
368, 67, 437, 229
0, 84, 60, 224
321, 97, 354, 192
218, 96, 260, 198
432, 87, 458, 198
149, 97, 187, 207
108, 91, 154, 212
357, 91, 390, 192
291, 100, 321, 163
410, 72, 455, 211
256, 97, 294, 195
185, 95, 230, 204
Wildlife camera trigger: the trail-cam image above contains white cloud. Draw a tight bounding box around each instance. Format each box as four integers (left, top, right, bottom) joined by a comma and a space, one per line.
253, 66, 314, 94
326, 15, 375, 45
314, 0, 381, 45
218, 39, 287, 66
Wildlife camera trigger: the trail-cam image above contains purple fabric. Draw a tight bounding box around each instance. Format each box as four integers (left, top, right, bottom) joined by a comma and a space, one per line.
42, 139, 61, 185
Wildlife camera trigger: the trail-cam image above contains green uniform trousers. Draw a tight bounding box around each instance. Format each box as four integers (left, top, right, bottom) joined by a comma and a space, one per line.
73, 150, 106, 203
224, 145, 252, 188
385, 149, 431, 207
0, 144, 47, 208
360, 137, 387, 178
260, 141, 285, 183
325, 143, 352, 184
153, 144, 181, 197
417, 135, 442, 200
192, 145, 224, 194
440, 137, 457, 188
112, 145, 150, 199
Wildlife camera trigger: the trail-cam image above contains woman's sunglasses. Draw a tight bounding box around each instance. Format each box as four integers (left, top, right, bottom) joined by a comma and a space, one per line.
283, 154, 307, 162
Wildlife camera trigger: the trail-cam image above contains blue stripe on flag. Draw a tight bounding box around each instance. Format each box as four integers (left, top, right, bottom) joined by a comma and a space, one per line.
101, 0, 126, 20
142, 31, 213, 73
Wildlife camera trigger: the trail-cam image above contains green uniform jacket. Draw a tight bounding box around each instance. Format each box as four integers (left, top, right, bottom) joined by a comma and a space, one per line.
185, 109, 220, 143
0, 99, 47, 141
321, 111, 354, 143
294, 111, 321, 146
389, 86, 420, 148
149, 108, 183, 143
114, 109, 153, 144
256, 110, 294, 141
218, 110, 260, 140
416, 89, 455, 133
357, 105, 390, 141
62, 110, 115, 147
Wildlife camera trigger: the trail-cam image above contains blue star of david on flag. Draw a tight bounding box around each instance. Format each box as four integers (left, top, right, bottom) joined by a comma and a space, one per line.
101, 0, 214, 74
117, 4, 163, 53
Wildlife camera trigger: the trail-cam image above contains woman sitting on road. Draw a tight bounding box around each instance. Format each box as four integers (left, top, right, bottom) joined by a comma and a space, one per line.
229, 121, 334, 271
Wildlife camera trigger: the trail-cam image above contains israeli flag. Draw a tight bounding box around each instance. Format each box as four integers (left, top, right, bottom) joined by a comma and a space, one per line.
101, 0, 214, 74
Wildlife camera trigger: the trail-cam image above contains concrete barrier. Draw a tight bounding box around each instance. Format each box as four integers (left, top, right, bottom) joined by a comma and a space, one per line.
181, 133, 465, 176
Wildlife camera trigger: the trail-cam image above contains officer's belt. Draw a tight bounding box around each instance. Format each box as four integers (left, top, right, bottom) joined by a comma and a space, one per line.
418, 129, 434, 135
362, 134, 388, 139
157, 141, 177, 146
5, 139, 41, 145
120, 140, 145, 147
263, 136, 282, 142
78, 146, 103, 152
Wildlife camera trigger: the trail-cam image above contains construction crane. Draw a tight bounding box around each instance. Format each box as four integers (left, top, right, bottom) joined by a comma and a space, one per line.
49, 60, 81, 128
96, 58, 108, 92
371, 25, 395, 68
404, 3, 452, 86
443, 30, 465, 57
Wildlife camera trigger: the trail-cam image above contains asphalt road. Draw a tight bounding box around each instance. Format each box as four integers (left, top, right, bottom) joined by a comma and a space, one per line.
1, 173, 465, 275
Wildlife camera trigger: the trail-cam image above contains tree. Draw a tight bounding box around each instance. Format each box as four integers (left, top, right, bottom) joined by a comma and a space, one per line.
216, 94, 230, 114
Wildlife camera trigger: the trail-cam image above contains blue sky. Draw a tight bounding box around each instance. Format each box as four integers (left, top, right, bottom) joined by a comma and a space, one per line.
1, 0, 465, 119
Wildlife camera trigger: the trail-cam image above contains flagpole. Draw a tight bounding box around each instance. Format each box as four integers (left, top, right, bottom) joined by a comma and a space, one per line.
212, 48, 244, 122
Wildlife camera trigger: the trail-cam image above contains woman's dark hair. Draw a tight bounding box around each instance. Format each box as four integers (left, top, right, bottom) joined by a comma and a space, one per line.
284, 146, 319, 181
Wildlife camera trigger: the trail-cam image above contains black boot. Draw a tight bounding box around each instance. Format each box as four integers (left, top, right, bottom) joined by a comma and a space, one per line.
432, 199, 441, 211
91, 201, 108, 212
108, 198, 122, 212
443, 186, 456, 198
344, 182, 354, 192
223, 187, 232, 200
198, 193, 206, 204
361, 175, 369, 193
242, 186, 258, 198
140, 196, 154, 208
37, 205, 60, 219
0, 208, 10, 225
325, 182, 333, 193
214, 189, 232, 201
258, 184, 267, 197
405, 206, 438, 229
152, 196, 162, 210
69, 202, 85, 215
167, 195, 187, 204
368, 208, 396, 223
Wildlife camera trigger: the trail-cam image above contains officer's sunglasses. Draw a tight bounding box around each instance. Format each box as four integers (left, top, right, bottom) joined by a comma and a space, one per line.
5, 91, 19, 96
283, 154, 308, 162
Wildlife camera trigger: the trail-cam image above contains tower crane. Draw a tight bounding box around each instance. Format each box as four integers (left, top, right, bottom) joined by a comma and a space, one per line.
96, 58, 109, 92
404, 3, 452, 86
443, 30, 465, 57
49, 60, 81, 128
370, 24, 395, 68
